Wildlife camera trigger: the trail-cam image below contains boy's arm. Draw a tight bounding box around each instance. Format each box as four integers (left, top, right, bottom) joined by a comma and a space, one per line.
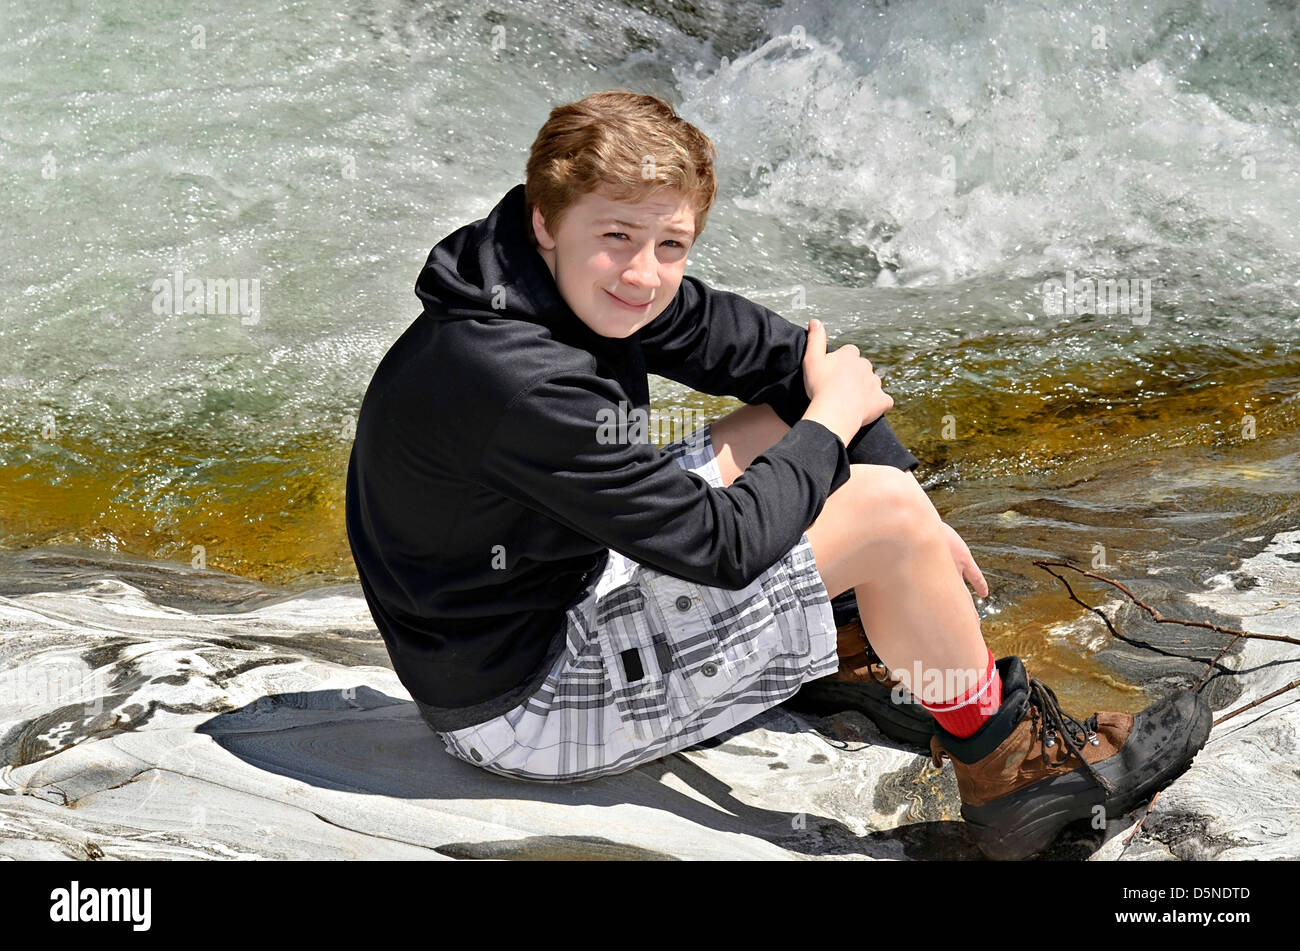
476, 369, 852, 591
639, 275, 920, 472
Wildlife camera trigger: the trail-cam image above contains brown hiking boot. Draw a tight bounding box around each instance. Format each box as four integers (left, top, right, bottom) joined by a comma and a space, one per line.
782, 615, 936, 751
829, 618, 896, 685
930, 656, 1212, 860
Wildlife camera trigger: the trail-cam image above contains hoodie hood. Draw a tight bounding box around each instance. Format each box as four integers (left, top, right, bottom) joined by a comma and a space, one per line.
417, 184, 572, 331
414, 183, 649, 405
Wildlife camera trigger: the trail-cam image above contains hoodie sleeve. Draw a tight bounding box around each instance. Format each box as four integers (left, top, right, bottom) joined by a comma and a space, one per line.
475, 370, 852, 591
639, 275, 920, 472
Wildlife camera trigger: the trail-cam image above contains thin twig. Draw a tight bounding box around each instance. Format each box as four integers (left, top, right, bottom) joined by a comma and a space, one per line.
1032, 560, 1299, 646
1035, 562, 1236, 689
1122, 791, 1162, 847
1212, 679, 1300, 728
1193, 637, 1245, 693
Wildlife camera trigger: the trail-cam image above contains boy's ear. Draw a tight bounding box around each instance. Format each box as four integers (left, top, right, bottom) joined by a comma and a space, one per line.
531, 206, 556, 251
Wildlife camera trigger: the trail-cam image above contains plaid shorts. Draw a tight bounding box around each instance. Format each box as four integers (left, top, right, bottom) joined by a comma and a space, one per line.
433, 421, 840, 783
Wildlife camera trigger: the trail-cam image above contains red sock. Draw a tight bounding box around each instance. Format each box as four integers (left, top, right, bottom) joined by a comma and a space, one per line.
919, 649, 1002, 738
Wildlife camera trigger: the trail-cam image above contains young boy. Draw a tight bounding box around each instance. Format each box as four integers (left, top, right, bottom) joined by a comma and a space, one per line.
345, 90, 1211, 860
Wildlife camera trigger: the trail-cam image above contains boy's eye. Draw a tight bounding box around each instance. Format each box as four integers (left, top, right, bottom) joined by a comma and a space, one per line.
604, 232, 685, 248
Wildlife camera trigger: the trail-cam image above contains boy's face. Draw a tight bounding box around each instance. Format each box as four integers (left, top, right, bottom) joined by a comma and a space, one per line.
532, 185, 695, 339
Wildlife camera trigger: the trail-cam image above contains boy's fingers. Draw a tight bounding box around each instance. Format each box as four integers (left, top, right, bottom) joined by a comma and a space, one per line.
806, 318, 825, 358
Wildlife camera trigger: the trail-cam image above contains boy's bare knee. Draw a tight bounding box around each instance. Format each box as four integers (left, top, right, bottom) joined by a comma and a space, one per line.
846, 464, 926, 509
844, 464, 939, 542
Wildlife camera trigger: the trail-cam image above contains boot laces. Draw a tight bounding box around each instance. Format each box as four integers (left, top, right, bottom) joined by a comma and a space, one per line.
864, 641, 894, 685
1026, 677, 1115, 795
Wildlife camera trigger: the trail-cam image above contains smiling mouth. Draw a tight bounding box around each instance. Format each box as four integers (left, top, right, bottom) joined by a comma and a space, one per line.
606, 290, 652, 308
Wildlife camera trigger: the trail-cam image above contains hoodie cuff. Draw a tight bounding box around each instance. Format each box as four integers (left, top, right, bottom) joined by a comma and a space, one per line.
766, 401, 919, 473
784, 418, 854, 495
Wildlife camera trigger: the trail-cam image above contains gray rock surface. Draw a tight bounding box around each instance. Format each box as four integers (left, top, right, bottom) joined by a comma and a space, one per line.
1, 535, 1296, 861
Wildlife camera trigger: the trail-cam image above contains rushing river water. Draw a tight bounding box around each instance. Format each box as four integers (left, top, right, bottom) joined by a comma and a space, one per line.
2, 0, 1297, 713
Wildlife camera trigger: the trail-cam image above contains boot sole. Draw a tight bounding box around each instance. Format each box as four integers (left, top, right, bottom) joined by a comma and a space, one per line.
961, 690, 1213, 861
782, 678, 935, 750
961, 768, 1106, 861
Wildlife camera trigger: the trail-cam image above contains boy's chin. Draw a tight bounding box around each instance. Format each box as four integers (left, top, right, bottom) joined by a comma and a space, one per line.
577, 313, 646, 340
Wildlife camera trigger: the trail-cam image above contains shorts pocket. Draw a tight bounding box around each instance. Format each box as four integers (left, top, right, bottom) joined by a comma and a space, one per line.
437, 714, 519, 769
755, 555, 816, 664
593, 580, 676, 744
639, 568, 778, 722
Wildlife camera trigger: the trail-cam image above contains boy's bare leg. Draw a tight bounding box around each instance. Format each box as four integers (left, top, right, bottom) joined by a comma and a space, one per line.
707, 403, 989, 701
706, 402, 795, 487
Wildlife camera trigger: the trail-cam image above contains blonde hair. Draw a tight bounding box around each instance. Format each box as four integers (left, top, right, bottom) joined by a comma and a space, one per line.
524, 90, 718, 248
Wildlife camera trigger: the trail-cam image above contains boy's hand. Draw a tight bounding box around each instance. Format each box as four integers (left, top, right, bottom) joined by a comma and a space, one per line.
910, 470, 988, 599
801, 318, 894, 444
940, 519, 989, 599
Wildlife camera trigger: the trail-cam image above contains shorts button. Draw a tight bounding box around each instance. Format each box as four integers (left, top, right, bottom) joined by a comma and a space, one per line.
675, 595, 692, 612
701, 662, 718, 677
470, 748, 483, 762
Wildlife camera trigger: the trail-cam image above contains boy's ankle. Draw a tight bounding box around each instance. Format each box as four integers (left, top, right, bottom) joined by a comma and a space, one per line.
917, 648, 1002, 738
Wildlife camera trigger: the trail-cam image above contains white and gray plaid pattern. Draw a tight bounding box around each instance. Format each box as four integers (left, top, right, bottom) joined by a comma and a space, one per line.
434, 421, 839, 783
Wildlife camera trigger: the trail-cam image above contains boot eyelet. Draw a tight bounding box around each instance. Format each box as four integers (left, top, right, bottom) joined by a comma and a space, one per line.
1087, 731, 1100, 746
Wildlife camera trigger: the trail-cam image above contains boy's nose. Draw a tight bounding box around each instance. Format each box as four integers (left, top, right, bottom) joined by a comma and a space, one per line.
621, 243, 660, 292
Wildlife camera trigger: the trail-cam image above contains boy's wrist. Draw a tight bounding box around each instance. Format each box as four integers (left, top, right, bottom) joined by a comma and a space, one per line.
802, 398, 859, 446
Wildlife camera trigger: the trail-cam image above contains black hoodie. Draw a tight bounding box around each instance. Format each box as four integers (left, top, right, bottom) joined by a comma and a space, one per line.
345, 184, 920, 731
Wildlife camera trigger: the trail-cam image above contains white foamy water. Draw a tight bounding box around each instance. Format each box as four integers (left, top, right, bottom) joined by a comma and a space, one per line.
682, 0, 1300, 293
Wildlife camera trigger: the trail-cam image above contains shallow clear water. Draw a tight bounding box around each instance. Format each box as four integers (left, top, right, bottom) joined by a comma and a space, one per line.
2, 0, 1297, 711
